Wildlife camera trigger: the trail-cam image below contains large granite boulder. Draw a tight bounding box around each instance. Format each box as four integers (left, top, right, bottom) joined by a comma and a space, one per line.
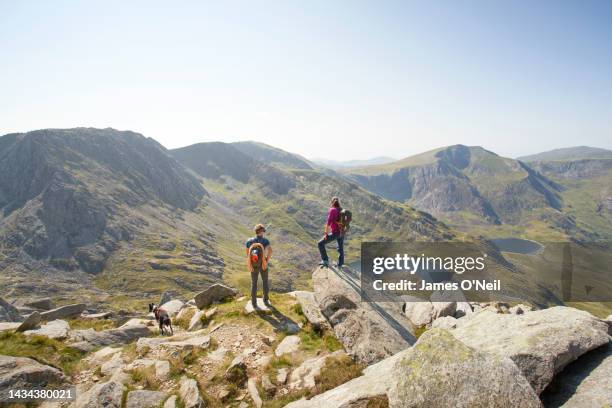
313, 266, 414, 364
125, 390, 168, 408
194, 284, 238, 309
15, 311, 41, 332
17, 298, 54, 311
448, 306, 611, 394
403, 301, 435, 327
159, 299, 184, 318
24, 319, 70, 340
40, 303, 86, 321
0, 355, 66, 391
285, 329, 541, 408
74, 381, 124, 408
388, 329, 542, 407
179, 376, 204, 408
542, 342, 612, 407
293, 291, 330, 331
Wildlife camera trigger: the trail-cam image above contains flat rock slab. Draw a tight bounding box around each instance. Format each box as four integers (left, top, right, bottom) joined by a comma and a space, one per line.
40, 304, 86, 321
136, 331, 211, 353
24, 319, 70, 340
125, 390, 168, 408
69, 324, 151, 351
244, 298, 272, 314
275, 335, 301, 357
81, 311, 113, 320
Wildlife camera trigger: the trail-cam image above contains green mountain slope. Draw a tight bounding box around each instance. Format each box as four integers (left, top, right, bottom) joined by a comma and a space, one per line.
343, 145, 577, 240
170, 142, 455, 291
518, 146, 612, 162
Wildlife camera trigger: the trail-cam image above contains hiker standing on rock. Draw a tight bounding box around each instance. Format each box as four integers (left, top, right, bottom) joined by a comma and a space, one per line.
318, 197, 350, 268
246, 224, 272, 308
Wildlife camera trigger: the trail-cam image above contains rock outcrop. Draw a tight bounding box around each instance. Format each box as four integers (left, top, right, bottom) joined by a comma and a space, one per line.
194, 284, 238, 309
0, 355, 66, 391
15, 311, 41, 332
448, 306, 611, 394
24, 319, 70, 340
179, 376, 204, 408
125, 390, 168, 408
292, 291, 330, 331
74, 380, 124, 408
40, 303, 87, 321
541, 342, 612, 407
286, 329, 542, 408
313, 266, 414, 364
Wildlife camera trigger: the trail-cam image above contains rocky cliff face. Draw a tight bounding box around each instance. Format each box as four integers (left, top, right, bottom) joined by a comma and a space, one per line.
0, 128, 207, 297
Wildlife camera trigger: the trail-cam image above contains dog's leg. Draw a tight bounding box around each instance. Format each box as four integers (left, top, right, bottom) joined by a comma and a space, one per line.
159, 320, 164, 336
168, 321, 173, 335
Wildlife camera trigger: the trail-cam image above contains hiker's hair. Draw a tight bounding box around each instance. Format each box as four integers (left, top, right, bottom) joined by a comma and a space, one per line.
254, 223, 266, 233
330, 197, 340, 208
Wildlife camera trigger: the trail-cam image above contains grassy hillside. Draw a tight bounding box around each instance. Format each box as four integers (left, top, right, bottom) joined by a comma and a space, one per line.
518, 146, 612, 162
342, 145, 577, 241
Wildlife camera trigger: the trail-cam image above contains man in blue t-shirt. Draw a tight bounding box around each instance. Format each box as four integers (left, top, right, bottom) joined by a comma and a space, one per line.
245, 224, 273, 308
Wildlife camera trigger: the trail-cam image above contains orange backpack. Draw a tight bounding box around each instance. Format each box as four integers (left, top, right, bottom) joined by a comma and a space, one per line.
247, 242, 268, 272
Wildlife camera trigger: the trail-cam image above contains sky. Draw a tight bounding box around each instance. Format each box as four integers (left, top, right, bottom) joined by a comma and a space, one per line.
1, 1, 611, 160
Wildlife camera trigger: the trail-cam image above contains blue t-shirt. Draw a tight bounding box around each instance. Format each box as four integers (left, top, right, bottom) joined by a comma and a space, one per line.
246, 236, 270, 249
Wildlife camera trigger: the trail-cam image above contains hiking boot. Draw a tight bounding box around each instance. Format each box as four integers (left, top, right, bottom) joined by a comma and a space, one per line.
264, 299, 271, 307
334, 262, 343, 268
251, 301, 259, 310
318, 260, 329, 267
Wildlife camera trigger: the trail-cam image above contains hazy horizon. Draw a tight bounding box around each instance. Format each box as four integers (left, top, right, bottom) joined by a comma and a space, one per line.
2, 1, 611, 160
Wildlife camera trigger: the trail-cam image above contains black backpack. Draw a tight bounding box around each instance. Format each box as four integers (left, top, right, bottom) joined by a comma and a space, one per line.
339, 209, 352, 234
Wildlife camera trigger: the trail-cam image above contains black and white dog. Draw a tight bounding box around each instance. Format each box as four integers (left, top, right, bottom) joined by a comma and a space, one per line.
148, 303, 173, 335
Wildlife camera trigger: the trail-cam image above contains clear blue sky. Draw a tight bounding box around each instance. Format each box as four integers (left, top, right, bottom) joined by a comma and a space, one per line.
1, 0, 611, 160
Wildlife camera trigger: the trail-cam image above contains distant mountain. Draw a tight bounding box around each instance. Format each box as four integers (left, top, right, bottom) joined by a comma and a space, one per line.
344, 145, 566, 228
518, 146, 612, 162
313, 156, 397, 169
232, 141, 313, 170
0, 128, 226, 302
343, 144, 612, 241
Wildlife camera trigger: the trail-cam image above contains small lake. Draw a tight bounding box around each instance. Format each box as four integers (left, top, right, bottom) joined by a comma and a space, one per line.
491, 238, 543, 255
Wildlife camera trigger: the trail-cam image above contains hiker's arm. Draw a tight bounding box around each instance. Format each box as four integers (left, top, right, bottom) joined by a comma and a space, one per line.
266, 245, 272, 261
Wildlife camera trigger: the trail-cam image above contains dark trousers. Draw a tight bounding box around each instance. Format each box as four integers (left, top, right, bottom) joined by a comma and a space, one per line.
251, 266, 269, 305
318, 233, 344, 266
